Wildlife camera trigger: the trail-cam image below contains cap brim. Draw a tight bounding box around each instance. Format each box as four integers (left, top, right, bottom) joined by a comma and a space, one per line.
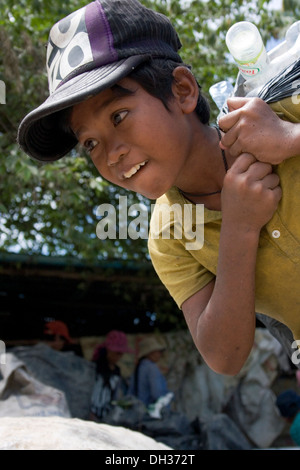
17, 55, 150, 162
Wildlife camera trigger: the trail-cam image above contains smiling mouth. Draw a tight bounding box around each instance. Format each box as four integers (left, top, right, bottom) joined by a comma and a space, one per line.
124, 161, 147, 179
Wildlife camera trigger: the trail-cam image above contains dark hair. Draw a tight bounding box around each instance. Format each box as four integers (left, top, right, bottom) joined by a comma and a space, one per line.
129, 58, 210, 124
58, 58, 210, 135
276, 390, 300, 418
95, 347, 120, 384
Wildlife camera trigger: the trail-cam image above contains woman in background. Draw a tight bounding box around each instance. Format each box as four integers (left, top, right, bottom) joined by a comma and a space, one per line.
90, 330, 133, 421
128, 336, 169, 407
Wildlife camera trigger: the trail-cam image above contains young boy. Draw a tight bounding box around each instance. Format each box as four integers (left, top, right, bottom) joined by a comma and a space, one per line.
17, 0, 300, 375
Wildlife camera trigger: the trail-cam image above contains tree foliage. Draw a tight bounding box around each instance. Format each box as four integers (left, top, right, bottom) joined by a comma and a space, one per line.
0, 0, 298, 262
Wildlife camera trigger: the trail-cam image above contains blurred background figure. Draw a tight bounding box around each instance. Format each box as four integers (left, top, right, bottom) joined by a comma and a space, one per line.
43, 319, 83, 356
276, 389, 300, 447
128, 336, 170, 407
90, 330, 133, 421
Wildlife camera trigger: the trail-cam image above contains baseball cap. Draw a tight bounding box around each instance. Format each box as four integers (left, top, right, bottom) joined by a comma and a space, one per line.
17, 0, 182, 162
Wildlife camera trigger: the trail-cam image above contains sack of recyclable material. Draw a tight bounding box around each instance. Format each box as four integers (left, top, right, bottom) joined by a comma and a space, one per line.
256, 57, 300, 103
235, 21, 300, 98
214, 21, 300, 116
0, 353, 71, 418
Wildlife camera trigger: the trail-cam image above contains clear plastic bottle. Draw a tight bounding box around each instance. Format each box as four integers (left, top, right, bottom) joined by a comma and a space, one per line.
226, 21, 270, 80
209, 80, 234, 110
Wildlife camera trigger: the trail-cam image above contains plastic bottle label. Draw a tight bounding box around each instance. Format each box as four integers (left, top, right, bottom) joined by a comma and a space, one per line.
233, 45, 268, 78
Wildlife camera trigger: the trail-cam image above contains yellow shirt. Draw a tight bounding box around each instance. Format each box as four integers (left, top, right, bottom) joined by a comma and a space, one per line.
148, 96, 300, 341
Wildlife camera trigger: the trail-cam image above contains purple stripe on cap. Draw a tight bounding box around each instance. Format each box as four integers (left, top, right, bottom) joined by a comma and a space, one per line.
85, 0, 118, 66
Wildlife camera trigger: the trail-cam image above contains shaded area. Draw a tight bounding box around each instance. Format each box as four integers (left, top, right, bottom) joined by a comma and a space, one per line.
0, 252, 183, 341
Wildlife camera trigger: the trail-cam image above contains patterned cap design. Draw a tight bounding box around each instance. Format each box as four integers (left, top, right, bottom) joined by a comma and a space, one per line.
17, 0, 182, 162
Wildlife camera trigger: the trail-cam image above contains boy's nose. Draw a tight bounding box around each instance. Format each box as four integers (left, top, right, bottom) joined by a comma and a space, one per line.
107, 143, 128, 166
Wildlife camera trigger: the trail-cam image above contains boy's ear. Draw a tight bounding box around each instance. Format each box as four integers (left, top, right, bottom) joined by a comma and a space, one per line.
172, 67, 199, 114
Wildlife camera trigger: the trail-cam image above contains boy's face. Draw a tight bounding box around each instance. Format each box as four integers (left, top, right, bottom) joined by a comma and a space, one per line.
70, 77, 194, 199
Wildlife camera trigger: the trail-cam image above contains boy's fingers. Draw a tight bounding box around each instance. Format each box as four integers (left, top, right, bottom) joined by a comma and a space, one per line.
218, 112, 239, 134
248, 161, 274, 180
272, 185, 282, 204
218, 97, 253, 133
229, 153, 257, 173
219, 128, 238, 150
230, 154, 273, 178
262, 173, 280, 190
226, 97, 252, 112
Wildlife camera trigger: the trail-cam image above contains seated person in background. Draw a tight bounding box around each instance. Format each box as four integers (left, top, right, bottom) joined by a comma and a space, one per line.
90, 330, 133, 421
43, 320, 83, 356
128, 336, 169, 407
276, 390, 300, 447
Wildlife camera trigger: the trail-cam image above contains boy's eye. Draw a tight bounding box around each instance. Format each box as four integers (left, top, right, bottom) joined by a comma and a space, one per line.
112, 110, 128, 126
84, 138, 98, 152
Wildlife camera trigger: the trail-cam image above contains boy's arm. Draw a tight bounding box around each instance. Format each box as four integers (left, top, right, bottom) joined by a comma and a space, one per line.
182, 153, 281, 376
218, 97, 300, 165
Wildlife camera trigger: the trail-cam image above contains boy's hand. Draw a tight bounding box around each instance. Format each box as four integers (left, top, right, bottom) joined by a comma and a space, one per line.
222, 153, 282, 232
218, 97, 295, 165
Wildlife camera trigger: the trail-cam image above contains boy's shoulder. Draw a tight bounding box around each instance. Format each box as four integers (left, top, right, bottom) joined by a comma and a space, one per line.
269, 96, 300, 123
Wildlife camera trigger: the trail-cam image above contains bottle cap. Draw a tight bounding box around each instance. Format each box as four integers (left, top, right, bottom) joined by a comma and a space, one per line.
226, 21, 263, 62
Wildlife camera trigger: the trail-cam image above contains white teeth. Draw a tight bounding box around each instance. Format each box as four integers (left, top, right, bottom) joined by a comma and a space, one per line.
124, 166, 138, 178
124, 161, 147, 179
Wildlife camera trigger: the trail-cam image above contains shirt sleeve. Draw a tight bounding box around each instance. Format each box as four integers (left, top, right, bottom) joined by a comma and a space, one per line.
148, 234, 215, 309
148, 189, 216, 308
